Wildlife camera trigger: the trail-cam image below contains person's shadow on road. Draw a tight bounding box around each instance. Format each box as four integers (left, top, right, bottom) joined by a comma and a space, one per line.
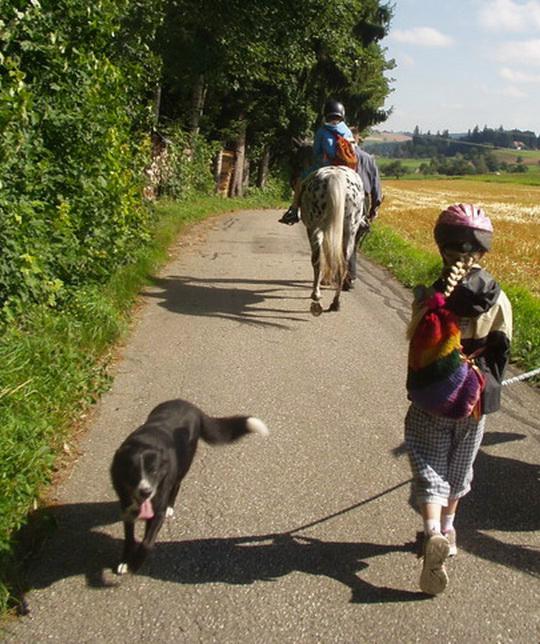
16, 496, 427, 609
143, 275, 312, 329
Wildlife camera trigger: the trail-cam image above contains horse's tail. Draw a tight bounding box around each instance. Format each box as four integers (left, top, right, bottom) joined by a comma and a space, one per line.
321, 170, 346, 285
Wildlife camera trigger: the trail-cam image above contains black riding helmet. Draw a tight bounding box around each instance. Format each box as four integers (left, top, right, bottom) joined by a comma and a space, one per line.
324, 98, 345, 121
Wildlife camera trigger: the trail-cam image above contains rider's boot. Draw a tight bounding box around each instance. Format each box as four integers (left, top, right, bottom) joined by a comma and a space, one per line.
278, 206, 301, 225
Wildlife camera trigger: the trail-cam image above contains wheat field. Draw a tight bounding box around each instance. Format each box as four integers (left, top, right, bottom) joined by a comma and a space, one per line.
379, 179, 540, 297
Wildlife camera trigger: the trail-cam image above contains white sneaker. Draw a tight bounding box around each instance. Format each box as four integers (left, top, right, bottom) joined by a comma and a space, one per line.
444, 529, 457, 556
420, 533, 450, 595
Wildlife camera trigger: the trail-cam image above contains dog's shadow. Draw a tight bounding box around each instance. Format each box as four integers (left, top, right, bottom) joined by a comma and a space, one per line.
18, 501, 426, 606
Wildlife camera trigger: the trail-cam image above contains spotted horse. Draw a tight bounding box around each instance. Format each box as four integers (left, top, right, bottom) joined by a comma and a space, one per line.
300, 165, 367, 316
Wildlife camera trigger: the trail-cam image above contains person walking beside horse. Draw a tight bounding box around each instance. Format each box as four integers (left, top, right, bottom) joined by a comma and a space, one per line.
346, 126, 383, 289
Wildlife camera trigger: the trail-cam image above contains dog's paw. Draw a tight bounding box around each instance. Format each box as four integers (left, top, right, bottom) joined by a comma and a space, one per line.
116, 562, 129, 575
166, 506, 174, 518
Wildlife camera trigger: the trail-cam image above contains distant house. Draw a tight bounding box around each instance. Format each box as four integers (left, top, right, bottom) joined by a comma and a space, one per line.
512, 140, 526, 150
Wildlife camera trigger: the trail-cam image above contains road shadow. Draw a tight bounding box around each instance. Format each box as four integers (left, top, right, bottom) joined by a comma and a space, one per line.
17, 491, 428, 608
142, 275, 313, 329
393, 430, 540, 577
144, 533, 426, 605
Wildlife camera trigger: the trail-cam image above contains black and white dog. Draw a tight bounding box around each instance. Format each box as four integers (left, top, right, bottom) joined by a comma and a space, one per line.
110, 398, 269, 574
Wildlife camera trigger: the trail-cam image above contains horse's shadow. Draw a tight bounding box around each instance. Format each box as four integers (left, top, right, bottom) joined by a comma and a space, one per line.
395, 430, 540, 577
18, 499, 427, 607
142, 275, 312, 329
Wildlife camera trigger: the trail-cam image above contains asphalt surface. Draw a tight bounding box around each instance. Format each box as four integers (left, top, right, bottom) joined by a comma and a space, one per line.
3, 209, 539, 643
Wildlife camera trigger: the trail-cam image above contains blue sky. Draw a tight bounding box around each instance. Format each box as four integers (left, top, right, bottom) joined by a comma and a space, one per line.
379, 0, 540, 134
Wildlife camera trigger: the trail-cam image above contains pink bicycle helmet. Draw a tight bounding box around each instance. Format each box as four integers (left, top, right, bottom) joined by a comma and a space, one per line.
434, 203, 493, 252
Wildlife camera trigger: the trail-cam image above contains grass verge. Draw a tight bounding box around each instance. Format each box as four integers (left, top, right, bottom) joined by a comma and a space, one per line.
363, 222, 540, 371
0, 192, 281, 615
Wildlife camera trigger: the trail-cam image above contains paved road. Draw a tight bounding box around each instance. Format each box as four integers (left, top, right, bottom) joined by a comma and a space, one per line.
4, 210, 539, 643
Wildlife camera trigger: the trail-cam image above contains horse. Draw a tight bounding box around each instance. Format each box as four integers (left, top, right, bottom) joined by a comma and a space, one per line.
299, 160, 367, 316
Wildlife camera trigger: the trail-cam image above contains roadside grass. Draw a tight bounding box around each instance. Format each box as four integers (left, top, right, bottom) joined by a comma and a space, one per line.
0, 192, 282, 615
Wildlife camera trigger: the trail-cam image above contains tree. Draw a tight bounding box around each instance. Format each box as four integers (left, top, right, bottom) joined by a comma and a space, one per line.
156, 0, 394, 193
381, 159, 406, 179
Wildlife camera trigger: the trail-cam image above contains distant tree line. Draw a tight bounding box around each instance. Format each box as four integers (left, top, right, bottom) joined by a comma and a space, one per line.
372, 124, 538, 178
463, 125, 539, 149
369, 125, 540, 158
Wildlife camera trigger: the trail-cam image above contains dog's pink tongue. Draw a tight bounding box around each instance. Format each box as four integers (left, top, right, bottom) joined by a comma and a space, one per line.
138, 499, 154, 520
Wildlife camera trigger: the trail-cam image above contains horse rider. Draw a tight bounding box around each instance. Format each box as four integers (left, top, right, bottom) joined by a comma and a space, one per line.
279, 98, 356, 225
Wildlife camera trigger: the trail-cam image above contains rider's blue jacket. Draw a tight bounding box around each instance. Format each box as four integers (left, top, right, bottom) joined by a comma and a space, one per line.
314, 121, 355, 166
301, 121, 354, 178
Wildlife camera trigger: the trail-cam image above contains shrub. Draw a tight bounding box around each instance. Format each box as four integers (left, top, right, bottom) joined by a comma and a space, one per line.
0, 0, 162, 323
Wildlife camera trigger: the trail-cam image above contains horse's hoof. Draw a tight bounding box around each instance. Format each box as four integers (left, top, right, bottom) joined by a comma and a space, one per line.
310, 301, 323, 316
329, 300, 340, 312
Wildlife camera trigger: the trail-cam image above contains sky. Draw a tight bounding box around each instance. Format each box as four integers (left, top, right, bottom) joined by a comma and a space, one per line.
379, 0, 540, 134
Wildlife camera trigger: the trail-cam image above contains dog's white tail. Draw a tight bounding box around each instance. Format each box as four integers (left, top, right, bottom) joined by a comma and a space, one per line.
246, 417, 270, 436
201, 414, 270, 444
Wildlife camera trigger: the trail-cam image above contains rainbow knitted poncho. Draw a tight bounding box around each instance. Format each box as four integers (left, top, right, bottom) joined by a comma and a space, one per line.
406, 292, 484, 419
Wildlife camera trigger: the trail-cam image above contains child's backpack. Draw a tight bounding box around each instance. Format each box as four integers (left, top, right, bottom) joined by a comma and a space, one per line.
324, 127, 357, 170
406, 266, 485, 420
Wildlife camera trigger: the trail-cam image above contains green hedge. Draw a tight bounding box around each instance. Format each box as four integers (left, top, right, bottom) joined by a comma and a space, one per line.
0, 0, 163, 322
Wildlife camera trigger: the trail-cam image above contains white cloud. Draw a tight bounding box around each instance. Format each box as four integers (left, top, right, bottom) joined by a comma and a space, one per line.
500, 66, 540, 83
478, 0, 540, 32
495, 39, 540, 66
391, 27, 453, 47
500, 85, 528, 97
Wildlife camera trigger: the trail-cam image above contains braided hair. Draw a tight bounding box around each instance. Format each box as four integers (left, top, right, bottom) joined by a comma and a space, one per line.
441, 254, 475, 298
406, 254, 476, 340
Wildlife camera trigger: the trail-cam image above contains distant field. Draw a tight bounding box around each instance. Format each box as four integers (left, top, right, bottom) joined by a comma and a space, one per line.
492, 147, 540, 165
374, 156, 540, 186
378, 178, 540, 297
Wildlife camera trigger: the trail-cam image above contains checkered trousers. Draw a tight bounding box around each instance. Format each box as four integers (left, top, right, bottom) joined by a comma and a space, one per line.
404, 404, 486, 506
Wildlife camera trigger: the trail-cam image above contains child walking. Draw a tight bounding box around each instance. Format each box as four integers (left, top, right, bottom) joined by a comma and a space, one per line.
404, 204, 512, 595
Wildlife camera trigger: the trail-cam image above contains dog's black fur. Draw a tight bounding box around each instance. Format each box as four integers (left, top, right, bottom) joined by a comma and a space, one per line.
110, 398, 268, 574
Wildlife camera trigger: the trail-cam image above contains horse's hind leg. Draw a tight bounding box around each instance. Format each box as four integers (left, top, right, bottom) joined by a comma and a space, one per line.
329, 286, 342, 312
309, 230, 324, 316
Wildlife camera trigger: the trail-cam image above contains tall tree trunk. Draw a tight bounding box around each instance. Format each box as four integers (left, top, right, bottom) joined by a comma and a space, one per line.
153, 84, 162, 129
242, 153, 250, 193
257, 146, 270, 188
213, 150, 223, 194
229, 115, 247, 197
190, 74, 207, 140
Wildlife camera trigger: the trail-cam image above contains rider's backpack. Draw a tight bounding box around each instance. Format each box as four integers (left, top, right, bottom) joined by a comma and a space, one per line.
325, 127, 357, 170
